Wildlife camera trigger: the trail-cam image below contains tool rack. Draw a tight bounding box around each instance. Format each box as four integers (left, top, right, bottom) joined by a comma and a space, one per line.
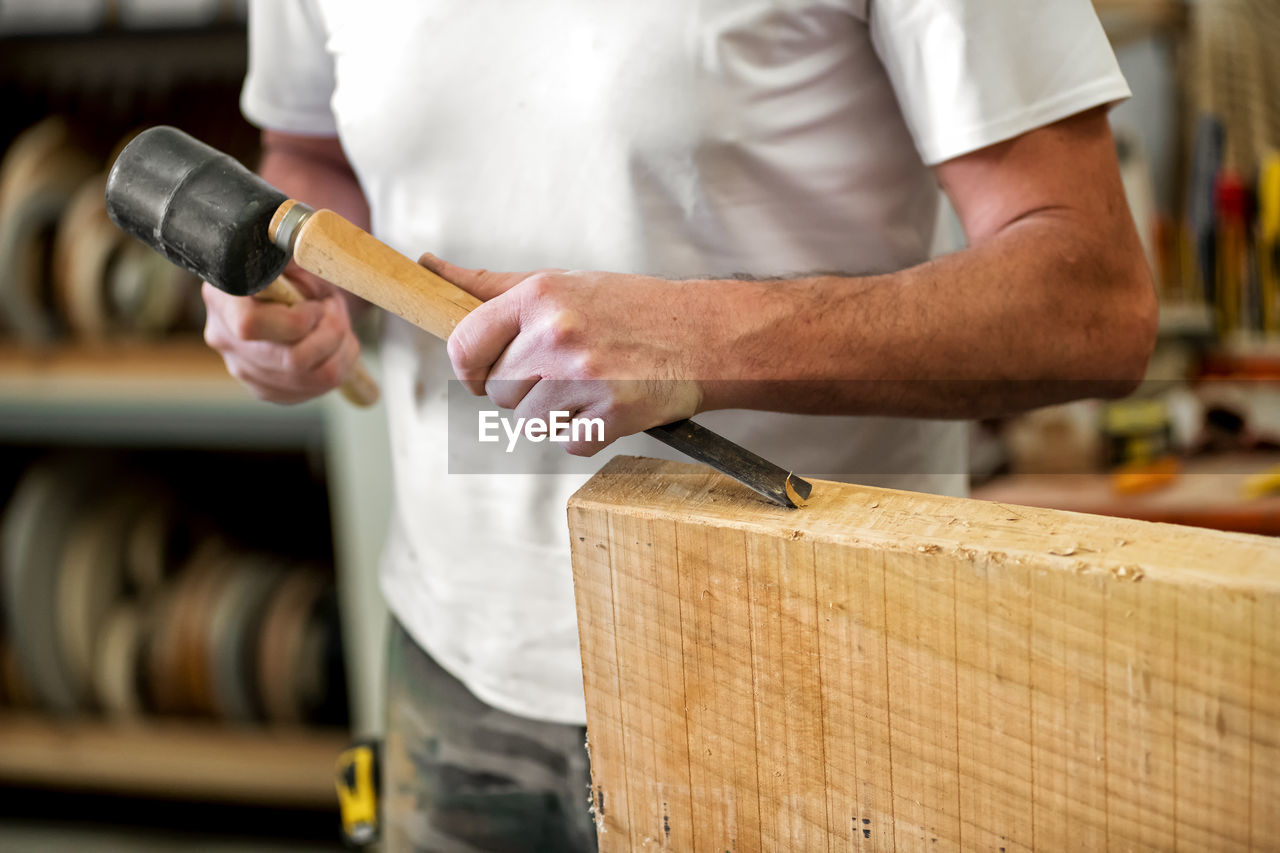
0, 8, 391, 835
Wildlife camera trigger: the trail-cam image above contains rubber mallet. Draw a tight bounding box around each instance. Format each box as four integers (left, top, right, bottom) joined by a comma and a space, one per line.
104, 126, 811, 507
106, 127, 382, 407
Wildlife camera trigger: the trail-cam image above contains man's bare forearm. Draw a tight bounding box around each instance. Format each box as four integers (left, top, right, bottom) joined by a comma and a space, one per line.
258, 130, 370, 229
694, 210, 1157, 419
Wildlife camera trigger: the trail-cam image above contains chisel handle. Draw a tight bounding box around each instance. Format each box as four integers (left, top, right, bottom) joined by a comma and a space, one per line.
256, 274, 381, 408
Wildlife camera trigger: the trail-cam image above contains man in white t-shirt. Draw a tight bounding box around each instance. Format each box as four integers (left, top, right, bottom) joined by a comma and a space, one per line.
207, 1, 1155, 849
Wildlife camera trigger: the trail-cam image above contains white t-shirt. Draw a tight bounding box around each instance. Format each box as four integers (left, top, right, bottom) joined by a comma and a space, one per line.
242, 0, 1129, 725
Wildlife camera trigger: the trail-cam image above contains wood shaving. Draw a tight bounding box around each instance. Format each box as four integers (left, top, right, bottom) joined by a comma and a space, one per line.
1050, 544, 1096, 557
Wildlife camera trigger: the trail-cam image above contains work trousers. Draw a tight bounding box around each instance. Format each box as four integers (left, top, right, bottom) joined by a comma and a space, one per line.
382, 619, 599, 853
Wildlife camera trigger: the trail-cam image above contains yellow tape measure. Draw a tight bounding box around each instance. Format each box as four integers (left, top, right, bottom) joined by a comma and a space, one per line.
335, 739, 381, 847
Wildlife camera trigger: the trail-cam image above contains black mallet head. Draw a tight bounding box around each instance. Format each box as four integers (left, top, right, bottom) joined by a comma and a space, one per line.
105, 126, 289, 296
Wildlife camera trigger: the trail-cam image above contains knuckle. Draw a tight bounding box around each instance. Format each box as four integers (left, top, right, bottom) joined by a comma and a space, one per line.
566, 440, 602, 458
232, 310, 258, 342
570, 351, 601, 380
278, 346, 302, 375
446, 327, 486, 384
522, 271, 555, 299
545, 310, 585, 351
315, 361, 342, 389
484, 379, 514, 409
445, 329, 470, 368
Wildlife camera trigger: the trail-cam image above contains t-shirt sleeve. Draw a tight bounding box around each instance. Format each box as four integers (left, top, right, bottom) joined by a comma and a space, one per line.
868, 0, 1131, 166
239, 0, 338, 136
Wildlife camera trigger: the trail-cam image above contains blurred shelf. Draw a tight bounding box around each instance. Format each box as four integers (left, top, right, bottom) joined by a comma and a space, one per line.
1094, 0, 1187, 45
0, 712, 343, 808
0, 24, 248, 103
974, 452, 1280, 535
1158, 302, 1214, 338
0, 340, 325, 448
0, 3, 245, 37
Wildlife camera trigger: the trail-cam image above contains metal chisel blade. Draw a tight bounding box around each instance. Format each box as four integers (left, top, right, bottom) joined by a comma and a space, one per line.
645, 418, 813, 509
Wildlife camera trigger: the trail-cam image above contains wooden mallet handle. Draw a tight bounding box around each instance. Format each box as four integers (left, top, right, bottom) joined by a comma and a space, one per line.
270, 201, 482, 342
255, 274, 381, 407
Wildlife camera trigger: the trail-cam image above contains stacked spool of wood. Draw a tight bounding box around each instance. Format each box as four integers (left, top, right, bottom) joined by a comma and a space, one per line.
53, 172, 192, 341
0, 453, 347, 727
0, 118, 97, 341
0, 117, 201, 342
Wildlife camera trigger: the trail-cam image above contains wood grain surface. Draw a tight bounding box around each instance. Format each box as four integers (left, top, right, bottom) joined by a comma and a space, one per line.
568, 456, 1280, 852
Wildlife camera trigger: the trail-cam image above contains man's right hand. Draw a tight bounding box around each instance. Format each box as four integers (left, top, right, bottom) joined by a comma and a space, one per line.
202, 279, 361, 404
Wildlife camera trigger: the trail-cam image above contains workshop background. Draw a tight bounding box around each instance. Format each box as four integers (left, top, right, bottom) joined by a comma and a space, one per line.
0, 0, 1274, 850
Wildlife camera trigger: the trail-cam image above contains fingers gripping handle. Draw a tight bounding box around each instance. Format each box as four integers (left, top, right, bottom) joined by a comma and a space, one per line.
271, 201, 482, 342
255, 275, 381, 407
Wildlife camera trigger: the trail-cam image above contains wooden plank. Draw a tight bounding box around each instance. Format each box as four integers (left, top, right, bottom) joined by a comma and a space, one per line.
609, 511, 693, 851
828, 542, 896, 850
569, 457, 1280, 852
745, 534, 828, 850
881, 532, 960, 850
955, 551, 1034, 852
1103, 575, 1176, 850
1253, 594, 1280, 847
568, 506, 633, 844
0, 713, 345, 807
676, 523, 760, 851
812, 540, 864, 851
1172, 586, 1253, 849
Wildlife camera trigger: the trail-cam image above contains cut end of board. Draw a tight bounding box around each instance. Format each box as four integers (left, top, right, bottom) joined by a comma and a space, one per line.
570, 456, 1280, 592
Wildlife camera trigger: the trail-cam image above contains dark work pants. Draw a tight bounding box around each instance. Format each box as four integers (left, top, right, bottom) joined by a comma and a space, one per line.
382, 619, 599, 853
